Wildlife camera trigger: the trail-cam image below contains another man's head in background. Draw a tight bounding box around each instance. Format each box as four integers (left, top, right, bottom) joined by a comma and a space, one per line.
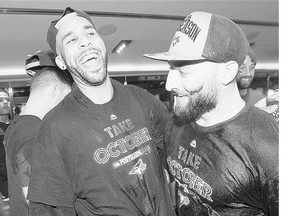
23, 50, 73, 119
0, 90, 10, 123
237, 48, 257, 89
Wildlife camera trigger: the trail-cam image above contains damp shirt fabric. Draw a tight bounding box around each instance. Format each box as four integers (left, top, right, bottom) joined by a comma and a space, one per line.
164, 105, 278, 216
28, 79, 175, 216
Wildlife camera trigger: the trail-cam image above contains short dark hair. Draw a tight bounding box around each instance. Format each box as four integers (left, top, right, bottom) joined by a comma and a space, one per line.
30, 67, 73, 92
247, 48, 257, 65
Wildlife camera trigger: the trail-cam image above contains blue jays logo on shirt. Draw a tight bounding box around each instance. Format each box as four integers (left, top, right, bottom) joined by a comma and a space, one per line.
178, 190, 190, 207
129, 159, 147, 179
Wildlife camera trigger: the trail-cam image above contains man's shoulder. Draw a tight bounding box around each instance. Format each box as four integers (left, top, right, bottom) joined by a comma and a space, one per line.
4, 115, 41, 151
248, 105, 277, 123
112, 79, 147, 95
242, 106, 278, 144
112, 79, 163, 107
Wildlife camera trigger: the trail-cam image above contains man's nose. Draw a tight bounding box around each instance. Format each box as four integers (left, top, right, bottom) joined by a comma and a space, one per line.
79, 37, 91, 48
165, 70, 179, 92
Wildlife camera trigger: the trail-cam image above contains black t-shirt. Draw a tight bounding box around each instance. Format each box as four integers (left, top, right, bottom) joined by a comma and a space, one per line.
4, 115, 41, 216
0, 122, 9, 198
28, 80, 175, 216
164, 105, 278, 216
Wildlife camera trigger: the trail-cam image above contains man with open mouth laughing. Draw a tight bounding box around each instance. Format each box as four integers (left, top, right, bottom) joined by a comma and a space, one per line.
144, 11, 278, 216
27, 7, 176, 216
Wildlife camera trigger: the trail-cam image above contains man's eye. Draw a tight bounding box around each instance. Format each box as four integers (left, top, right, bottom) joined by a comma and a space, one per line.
179, 70, 189, 77
66, 38, 76, 44
87, 32, 95, 36
238, 67, 245, 72
0, 98, 9, 102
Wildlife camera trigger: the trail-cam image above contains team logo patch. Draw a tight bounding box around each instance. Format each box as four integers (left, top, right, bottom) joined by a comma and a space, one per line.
190, 140, 196, 148
129, 158, 147, 179
110, 114, 117, 120
178, 190, 190, 207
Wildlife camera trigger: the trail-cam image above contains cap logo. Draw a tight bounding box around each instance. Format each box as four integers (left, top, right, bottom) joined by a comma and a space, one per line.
25, 61, 40, 69
55, 12, 78, 30
178, 15, 201, 42
172, 35, 180, 46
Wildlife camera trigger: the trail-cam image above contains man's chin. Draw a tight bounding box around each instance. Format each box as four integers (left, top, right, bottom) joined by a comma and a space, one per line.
238, 83, 251, 89
172, 106, 196, 125
89, 73, 108, 86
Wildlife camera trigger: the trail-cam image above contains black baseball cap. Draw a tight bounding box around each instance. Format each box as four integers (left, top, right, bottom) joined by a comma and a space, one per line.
25, 50, 58, 76
25, 50, 73, 81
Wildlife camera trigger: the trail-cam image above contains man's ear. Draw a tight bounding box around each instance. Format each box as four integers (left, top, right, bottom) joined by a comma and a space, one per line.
55, 55, 67, 71
221, 61, 238, 86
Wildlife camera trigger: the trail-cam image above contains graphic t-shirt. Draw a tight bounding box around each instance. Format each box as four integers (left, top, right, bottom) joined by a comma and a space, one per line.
165, 105, 278, 216
0, 122, 9, 198
4, 115, 41, 216
28, 80, 175, 216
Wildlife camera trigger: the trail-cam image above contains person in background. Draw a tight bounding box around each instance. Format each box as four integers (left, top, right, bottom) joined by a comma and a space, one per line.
237, 48, 266, 106
255, 84, 279, 122
4, 50, 73, 216
27, 7, 175, 216
144, 11, 278, 215
0, 89, 11, 200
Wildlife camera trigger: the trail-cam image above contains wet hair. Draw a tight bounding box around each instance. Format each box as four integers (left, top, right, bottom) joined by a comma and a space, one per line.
30, 67, 73, 92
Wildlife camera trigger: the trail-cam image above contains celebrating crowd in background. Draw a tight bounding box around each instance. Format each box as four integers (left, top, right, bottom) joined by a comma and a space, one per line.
0, 5, 279, 216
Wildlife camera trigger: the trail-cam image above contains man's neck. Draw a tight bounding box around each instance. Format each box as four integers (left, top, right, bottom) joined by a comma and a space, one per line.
21, 96, 50, 120
0, 115, 10, 124
239, 88, 249, 97
196, 86, 245, 127
77, 78, 114, 105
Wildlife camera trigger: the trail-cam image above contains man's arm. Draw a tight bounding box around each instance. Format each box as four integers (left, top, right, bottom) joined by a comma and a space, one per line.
27, 119, 76, 214
265, 177, 278, 215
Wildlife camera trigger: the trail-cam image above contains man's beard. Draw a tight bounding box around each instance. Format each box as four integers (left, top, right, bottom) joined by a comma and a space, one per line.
173, 90, 217, 125
70, 52, 108, 87
237, 76, 253, 89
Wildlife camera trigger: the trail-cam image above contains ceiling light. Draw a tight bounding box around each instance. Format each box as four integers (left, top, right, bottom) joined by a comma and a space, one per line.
112, 40, 132, 54
98, 24, 117, 36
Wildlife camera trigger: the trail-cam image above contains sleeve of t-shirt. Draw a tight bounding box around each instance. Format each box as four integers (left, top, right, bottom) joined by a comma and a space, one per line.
17, 129, 39, 188
128, 85, 172, 150
263, 177, 278, 215
17, 147, 32, 188
259, 134, 279, 215
251, 114, 279, 215
27, 118, 75, 208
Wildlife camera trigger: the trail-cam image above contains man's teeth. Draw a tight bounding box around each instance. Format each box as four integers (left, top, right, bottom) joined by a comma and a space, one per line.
81, 52, 99, 63
174, 94, 184, 98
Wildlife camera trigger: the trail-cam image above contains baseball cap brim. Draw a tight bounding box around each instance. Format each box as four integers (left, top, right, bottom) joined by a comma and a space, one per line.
143, 52, 205, 62
25, 50, 57, 76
